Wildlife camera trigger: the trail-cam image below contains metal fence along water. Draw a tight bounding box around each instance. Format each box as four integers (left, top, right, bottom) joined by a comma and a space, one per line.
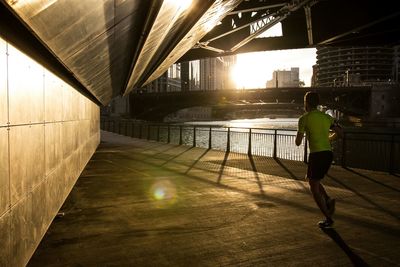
100, 118, 399, 174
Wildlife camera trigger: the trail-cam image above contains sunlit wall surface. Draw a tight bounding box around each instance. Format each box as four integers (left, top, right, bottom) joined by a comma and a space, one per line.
0, 37, 100, 267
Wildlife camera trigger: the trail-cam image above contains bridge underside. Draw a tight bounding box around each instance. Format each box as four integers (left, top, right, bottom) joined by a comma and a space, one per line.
180, 0, 400, 62
1, 0, 398, 105
130, 87, 372, 121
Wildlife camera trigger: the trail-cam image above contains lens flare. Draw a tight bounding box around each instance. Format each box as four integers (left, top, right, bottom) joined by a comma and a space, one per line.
150, 179, 177, 207
154, 187, 166, 200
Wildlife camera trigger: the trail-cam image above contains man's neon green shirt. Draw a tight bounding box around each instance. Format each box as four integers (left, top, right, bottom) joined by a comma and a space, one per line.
298, 109, 335, 153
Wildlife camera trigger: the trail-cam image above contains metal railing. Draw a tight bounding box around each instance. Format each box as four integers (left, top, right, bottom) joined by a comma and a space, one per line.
100, 117, 399, 174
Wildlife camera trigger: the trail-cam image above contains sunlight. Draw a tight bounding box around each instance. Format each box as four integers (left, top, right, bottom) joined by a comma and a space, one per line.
166, 0, 192, 11
231, 48, 316, 89
256, 22, 282, 38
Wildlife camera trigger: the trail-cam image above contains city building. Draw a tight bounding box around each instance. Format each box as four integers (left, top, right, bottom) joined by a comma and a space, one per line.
200, 57, 224, 91
184, 60, 201, 91
266, 67, 300, 88
138, 55, 236, 93
314, 46, 396, 87
222, 55, 237, 89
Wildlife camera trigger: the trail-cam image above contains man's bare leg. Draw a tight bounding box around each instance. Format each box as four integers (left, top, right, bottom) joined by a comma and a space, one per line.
319, 183, 335, 216
309, 179, 331, 219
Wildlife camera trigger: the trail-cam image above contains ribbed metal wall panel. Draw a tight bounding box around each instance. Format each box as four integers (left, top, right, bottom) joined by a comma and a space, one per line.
0, 36, 100, 267
0, 38, 6, 126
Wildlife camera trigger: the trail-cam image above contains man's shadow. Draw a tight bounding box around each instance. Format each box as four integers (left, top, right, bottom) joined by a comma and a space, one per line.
322, 228, 370, 267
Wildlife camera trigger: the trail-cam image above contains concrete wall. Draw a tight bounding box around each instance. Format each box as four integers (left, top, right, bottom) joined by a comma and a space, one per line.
0, 37, 100, 266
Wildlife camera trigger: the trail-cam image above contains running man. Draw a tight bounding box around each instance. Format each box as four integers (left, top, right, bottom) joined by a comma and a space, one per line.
295, 91, 343, 228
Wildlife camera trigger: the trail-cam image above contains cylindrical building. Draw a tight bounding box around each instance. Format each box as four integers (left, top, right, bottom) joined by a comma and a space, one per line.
314, 46, 395, 87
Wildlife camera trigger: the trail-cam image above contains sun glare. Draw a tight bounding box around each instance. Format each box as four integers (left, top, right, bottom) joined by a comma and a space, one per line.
231, 48, 316, 89
166, 0, 192, 11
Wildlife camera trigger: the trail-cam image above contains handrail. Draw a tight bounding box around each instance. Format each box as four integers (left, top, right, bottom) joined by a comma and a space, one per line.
100, 117, 399, 174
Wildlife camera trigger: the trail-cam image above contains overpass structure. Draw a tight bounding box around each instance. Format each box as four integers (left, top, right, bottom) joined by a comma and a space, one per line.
0, 0, 399, 266
130, 86, 372, 121
1, 0, 399, 105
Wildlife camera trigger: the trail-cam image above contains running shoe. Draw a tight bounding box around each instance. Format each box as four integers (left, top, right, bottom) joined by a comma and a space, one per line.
318, 218, 334, 228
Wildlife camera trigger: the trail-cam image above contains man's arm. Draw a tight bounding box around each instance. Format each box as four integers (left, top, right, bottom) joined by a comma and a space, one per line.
295, 132, 304, 146
329, 122, 343, 141
296, 116, 305, 146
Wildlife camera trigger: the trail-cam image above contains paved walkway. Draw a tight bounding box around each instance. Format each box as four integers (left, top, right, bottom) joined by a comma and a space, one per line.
28, 131, 400, 266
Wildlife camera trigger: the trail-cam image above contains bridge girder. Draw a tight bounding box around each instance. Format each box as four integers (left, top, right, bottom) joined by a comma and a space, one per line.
130, 87, 372, 121
1, 0, 397, 106
179, 0, 400, 62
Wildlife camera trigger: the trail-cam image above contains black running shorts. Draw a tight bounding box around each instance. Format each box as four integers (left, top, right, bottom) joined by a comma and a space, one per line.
307, 151, 333, 180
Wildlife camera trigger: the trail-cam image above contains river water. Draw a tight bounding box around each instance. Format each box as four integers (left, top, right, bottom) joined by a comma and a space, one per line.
183, 117, 298, 130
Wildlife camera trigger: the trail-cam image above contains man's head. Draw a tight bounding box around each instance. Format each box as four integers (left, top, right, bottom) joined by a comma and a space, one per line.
304, 91, 319, 111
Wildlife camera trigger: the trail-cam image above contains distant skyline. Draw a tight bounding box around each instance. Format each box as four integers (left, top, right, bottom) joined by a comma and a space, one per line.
231, 48, 317, 89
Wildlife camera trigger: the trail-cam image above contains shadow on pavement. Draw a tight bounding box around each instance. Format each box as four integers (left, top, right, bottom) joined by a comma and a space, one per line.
322, 228, 370, 267
217, 150, 230, 184
344, 167, 400, 193
249, 154, 265, 195
326, 173, 400, 220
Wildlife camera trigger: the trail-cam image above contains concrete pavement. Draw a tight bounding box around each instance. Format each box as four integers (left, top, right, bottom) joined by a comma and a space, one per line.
27, 131, 400, 266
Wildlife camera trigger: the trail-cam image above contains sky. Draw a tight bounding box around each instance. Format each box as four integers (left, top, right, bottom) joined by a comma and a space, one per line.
230, 22, 316, 89
231, 48, 317, 89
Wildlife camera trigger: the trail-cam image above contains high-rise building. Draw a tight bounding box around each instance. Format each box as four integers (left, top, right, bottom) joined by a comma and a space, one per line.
141, 64, 181, 92
266, 67, 300, 88
200, 57, 224, 91
188, 60, 201, 91
222, 55, 237, 89
314, 46, 396, 87
140, 55, 236, 92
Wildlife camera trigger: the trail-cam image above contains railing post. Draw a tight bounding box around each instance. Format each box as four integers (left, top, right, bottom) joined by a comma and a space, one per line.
193, 126, 196, 147
248, 128, 252, 155
131, 122, 134, 137
226, 127, 231, 152
273, 129, 277, 159
389, 134, 395, 174
139, 124, 142, 139
341, 132, 346, 168
167, 125, 170, 143
303, 137, 308, 163
147, 125, 150, 140
208, 127, 212, 149
179, 125, 183, 145
157, 125, 160, 142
